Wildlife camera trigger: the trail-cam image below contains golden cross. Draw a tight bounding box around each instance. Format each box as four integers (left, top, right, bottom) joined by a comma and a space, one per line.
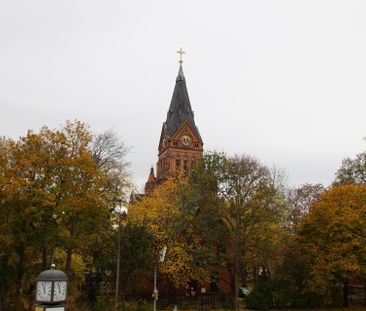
177, 48, 185, 64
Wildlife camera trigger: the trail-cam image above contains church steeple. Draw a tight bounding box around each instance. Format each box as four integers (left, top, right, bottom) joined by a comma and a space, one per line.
144, 166, 156, 195
164, 63, 202, 142
144, 50, 204, 193
147, 166, 156, 183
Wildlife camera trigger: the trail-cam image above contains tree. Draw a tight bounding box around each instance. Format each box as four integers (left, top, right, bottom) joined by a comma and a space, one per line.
120, 224, 155, 297
286, 183, 325, 227
81, 128, 132, 273
297, 185, 366, 307
335, 151, 366, 185
188, 152, 228, 271
216, 154, 285, 310
0, 121, 131, 309
0, 129, 65, 310
92, 129, 131, 210
189, 153, 286, 310
129, 178, 209, 289
245, 271, 273, 310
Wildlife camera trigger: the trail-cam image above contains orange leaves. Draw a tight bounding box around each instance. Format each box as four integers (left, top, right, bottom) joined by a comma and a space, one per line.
0, 121, 129, 258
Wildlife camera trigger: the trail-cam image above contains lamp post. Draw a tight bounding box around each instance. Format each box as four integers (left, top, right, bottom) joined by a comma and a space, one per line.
115, 209, 128, 311
35, 265, 68, 311
153, 246, 167, 311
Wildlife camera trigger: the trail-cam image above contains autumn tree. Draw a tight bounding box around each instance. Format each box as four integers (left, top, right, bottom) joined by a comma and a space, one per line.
129, 178, 209, 289
0, 129, 66, 310
297, 185, 366, 307
0, 121, 131, 310
0, 137, 24, 310
32, 122, 130, 278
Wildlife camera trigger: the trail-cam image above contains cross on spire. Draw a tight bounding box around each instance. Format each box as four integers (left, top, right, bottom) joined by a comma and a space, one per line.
177, 48, 185, 64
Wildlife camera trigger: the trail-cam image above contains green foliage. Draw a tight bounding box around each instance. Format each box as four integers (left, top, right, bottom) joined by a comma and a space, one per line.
92, 295, 113, 311
335, 151, 366, 185
245, 273, 273, 310
189, 152, 288, 310
270, 275, 326, 308
120, 300, 150, 311
120, 224, 155, 296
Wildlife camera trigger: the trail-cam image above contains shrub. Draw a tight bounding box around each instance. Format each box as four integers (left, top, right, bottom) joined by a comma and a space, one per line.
245, 273, 273, 310
120, 300, 150, 311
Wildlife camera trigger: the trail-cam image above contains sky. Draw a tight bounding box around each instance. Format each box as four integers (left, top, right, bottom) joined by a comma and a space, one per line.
1, 0, 366, 191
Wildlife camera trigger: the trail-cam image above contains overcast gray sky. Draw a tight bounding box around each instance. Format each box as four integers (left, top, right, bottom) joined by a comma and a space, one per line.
1, 0, 366, 191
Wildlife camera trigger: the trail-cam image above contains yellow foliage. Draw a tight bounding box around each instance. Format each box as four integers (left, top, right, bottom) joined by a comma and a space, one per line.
298, 184, 366, 291
0, 121, 131, 307
129, 178, 209, 287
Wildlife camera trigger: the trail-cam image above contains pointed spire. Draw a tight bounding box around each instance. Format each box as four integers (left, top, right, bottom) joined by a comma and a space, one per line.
176, 63, 185, 81
147, 166, 156, 183
164, 55, 202, 142
145, 166, 157, 194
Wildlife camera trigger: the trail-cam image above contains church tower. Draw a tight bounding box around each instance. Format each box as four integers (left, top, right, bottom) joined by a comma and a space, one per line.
145, 49, 204, 193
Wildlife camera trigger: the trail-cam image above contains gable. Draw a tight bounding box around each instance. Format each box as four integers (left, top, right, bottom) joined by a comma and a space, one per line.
170, 120, 203, 150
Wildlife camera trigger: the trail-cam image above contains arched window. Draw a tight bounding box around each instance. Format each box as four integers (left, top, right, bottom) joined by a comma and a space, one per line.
184, 158, 188, 173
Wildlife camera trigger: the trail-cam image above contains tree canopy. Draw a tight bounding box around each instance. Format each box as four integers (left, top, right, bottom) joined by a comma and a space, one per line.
335, 151, 366, 185
297, 184, 366, 307
129, 178, 209, 288
0, 121, 131, 310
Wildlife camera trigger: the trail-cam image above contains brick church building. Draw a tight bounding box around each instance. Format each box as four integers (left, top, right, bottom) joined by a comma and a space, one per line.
145, 51, 204, 194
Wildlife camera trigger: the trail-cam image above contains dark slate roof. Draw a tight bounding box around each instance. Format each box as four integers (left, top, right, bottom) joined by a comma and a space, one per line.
165, 64, 202, 140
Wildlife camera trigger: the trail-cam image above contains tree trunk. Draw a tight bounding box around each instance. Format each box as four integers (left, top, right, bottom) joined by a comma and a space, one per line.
0, 292, 4, 311
343, 280, 349, 307
49, 249, 54, 267
233, 251, 239, 311
42, 246, 48, 270
65, 248, 73, 277
253, 267, 257, 282
115, 227, 121, 311
65, 216, 78, 277
363, 279, 366, 306
0, 257, 7, 311
16, 246, 25, 296
15, 246, 25, 311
